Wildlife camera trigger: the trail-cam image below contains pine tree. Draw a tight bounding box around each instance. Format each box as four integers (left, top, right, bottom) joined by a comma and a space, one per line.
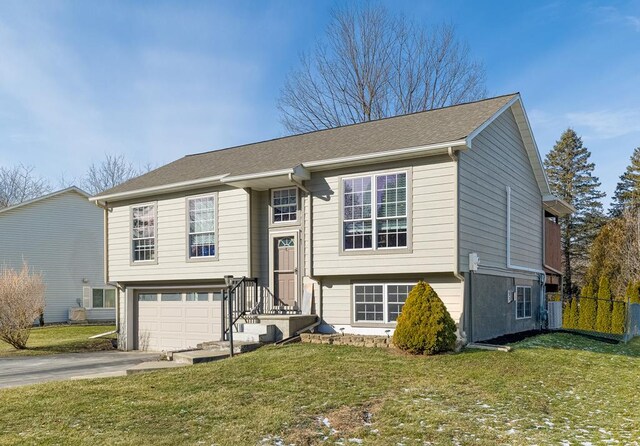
544, 129, 606, 295
610, 147, 640, 217
595, 275, 612, 333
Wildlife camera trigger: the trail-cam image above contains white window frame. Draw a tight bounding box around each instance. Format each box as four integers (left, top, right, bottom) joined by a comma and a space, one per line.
131, 203, 157, 264
271, 187, 299, 224
91, 287, 116, 309
341, 171, 409, 252
515, 286, 532, 319
186, 194, 217, 261
352, 282, 415, 325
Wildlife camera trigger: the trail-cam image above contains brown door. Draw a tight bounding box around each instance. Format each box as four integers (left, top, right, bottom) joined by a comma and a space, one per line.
274, 236, 297, 306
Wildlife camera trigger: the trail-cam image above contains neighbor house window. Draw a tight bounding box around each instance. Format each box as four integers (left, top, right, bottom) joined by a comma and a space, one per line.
516, 286, 532, 319
343, 172, 407, 251
92, 288, 116, 308
132, 204, 156, 262
272, 188, 297, 223
353, 283, 414, 324
188, 196, 216, 258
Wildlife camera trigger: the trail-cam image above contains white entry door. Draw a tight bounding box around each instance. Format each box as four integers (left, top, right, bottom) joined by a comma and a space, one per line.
136, 290, 221, 351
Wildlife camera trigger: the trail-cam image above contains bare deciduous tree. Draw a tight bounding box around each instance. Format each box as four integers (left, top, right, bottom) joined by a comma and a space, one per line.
0, 165, 50, 209
0, 263, 46, 350
82, 154, 147, 195
278, 4, 487, 134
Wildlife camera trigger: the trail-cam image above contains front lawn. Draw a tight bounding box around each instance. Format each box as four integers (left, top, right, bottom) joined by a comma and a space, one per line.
0, 325, 116, 357
0, 333, 638, 445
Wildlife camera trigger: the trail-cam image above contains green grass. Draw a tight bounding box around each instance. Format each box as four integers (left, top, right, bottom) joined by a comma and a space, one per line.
0, 333, 639, 445
0, 325, 116, 357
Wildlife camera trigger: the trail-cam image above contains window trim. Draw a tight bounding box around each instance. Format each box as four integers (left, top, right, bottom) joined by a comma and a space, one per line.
515, 285, 532, 320
130, 202, 158, 265
91, 287, 116, 309
270, 187, 300, 226
351, 282, 416, 327
185, 193, 219, 262
339, 168, 412, 255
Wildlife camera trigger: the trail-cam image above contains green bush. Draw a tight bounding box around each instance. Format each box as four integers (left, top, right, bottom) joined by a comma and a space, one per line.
581, 284, 594, 298
576, 286, 597, 331
611, 299, 626, 335
563, 298, 579, 329
627, 282, 640, 304
393, 281, 457, 355
596, 276, 612, 333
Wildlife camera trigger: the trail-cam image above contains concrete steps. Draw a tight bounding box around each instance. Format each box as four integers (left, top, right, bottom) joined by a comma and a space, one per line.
197, 340, 262, 354
173, 350, 231, 365
234, 323, 276, 343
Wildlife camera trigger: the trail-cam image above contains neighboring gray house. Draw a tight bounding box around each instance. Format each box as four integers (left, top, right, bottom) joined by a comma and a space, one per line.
91, 93, 573, 352
0, 187, 114, 323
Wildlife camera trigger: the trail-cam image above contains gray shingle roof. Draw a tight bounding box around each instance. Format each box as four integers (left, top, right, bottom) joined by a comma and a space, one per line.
100, 93, 517, 197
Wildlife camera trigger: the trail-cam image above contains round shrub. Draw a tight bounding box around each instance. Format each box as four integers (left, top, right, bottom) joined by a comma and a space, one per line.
392, 281, 456, 355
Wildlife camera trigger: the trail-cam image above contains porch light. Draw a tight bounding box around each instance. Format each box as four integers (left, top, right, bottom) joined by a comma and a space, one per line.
224, 275, 233, 287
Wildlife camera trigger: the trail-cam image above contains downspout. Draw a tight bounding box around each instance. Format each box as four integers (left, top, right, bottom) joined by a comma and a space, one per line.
288, 173, 310, 194
449, 147, 467, 342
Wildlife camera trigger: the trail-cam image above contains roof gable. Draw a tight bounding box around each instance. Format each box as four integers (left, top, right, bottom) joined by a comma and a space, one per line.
0, 187, 90, 217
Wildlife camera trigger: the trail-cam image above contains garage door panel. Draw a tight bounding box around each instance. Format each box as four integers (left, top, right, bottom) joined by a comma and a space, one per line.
137, 290, 221, 352
160, 307, 184, 317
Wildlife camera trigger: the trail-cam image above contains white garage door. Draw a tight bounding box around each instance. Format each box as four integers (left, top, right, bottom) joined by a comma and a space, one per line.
137, 290, 222, 352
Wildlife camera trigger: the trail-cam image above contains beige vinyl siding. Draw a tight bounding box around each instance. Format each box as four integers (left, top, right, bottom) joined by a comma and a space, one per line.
458, 107, 543, 273
310, 155, 456, 276
0, 191, 108, 323
250, 190, 270, 287
319, 274, 464, 329
108, 187, 249, 282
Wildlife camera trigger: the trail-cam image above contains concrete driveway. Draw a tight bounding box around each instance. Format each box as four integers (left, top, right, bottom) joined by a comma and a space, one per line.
0, 351, 159, 389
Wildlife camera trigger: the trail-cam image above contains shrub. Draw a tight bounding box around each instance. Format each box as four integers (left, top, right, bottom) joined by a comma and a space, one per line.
611, 299, 626, 335
576, 285, 597, 331
595, 276, 612, 333
0, 263, 46, 349
627, 282, 640, 304
393, 281, 456, 355
563, 298, 579, 329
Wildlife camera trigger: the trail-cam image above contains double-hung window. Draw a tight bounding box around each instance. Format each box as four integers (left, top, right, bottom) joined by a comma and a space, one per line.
516, 286, 532, 319
353, 283, 414, 324
272, 188, 297, 223
132, 204, 156, 262
92, 288, 116, 308
188, 196, 216, 258
343, 172, 407, 251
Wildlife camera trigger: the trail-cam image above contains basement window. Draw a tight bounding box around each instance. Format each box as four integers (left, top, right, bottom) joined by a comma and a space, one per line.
516, 286, 532, 319
353, 283, 414, 324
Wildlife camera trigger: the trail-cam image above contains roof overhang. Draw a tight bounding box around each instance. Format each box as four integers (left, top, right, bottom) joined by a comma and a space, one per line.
90, 175, 228, 204
221, 165, 311, 191
543, 195, 575, 217
302, 140, 467, 171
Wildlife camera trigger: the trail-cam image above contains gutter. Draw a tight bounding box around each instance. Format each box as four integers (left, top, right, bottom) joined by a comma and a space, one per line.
91, 174, 228, 203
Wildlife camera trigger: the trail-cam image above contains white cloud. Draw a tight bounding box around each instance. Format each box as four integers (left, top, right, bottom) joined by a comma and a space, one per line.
565, 109, 640, 139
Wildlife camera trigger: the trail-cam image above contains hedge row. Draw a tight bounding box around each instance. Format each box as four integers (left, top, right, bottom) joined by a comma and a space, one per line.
562, 278, 639, 334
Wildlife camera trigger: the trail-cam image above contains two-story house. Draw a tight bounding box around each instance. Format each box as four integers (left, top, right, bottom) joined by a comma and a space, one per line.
91, 93, 572, 352
0, 187, 115, 323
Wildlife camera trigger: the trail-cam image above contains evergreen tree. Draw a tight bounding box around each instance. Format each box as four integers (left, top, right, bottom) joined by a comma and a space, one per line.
610, 147, 640, 217
596, 275, 612, 333
578, 285, 597, 331
544, 129, 606, 295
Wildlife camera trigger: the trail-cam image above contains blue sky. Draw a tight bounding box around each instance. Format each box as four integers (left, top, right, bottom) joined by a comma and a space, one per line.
0, 1, 638, 206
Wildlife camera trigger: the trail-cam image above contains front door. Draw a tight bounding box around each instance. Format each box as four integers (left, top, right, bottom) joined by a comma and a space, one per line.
274, 236, 297, 307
